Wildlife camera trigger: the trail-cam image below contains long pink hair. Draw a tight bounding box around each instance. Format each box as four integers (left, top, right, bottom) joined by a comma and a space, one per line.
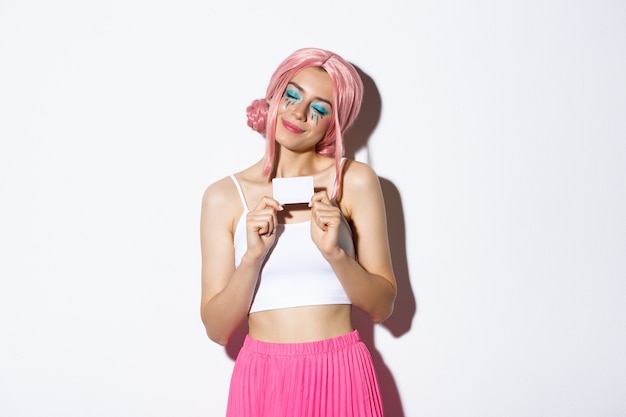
246, 47, 364, 200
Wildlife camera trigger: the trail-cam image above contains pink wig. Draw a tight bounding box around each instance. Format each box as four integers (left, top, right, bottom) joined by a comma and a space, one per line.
246, 47, 364, 200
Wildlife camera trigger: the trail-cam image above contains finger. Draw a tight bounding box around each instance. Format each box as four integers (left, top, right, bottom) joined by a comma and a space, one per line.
249, 213, 276, 236
311, 209, 340, 231
309, 190, 331, 207
319, 215, 340, 227
249, 196, 281, 237
253, 196, 284, 212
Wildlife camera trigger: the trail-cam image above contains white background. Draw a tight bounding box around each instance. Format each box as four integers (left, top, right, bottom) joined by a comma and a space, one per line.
1, 1, 624, 416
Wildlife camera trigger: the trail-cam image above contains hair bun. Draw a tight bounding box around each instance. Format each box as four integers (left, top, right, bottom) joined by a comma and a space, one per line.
246, 99, 269, 134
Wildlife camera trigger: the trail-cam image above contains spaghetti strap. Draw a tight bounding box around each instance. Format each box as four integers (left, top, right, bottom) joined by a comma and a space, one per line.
230, 175, 249, 211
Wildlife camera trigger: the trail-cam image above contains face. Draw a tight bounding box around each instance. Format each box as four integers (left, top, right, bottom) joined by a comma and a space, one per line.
274, 67, 333, 152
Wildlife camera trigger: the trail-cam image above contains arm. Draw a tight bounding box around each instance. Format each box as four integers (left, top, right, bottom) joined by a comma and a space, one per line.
310, 161, 397, 323
199, 177, 282, 345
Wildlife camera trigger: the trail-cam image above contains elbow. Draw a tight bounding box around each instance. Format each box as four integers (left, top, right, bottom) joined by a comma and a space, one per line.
206, 328, 229, 346
355, 281, 396, 324
201, 302, 247, 346
203, 319, 232, 346
203, 320, 231, 346
371, 286, 396, 324
372, 301, 395, 324
201, 306, 231, 346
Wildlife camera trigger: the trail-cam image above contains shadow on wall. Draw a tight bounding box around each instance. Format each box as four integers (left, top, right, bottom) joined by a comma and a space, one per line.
225, 65, 417, 417
346, 66, 417, 417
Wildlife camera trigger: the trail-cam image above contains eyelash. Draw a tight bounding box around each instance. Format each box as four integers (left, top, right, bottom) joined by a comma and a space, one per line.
284, 89, 301, 104
283, 89, 329, 122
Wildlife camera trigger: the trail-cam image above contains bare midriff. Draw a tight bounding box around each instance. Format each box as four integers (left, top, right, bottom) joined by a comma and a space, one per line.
248, 304, 354, 343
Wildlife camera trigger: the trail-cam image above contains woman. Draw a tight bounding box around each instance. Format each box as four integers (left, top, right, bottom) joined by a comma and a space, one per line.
200, 47, 397, 417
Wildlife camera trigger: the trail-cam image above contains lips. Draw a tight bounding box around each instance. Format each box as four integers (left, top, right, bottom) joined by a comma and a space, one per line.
281, 119, 304, 134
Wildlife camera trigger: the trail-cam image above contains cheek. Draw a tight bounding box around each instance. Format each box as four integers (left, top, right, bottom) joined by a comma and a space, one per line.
313, 114, 332, 130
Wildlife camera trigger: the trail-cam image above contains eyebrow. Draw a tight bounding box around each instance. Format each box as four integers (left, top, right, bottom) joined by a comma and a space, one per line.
287, 82, 333, 107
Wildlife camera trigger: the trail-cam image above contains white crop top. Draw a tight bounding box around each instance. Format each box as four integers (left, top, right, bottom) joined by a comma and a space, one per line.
231, 174, 355, 313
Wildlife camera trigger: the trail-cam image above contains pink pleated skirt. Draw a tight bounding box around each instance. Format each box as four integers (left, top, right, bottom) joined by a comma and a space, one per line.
226, 329, 383, 417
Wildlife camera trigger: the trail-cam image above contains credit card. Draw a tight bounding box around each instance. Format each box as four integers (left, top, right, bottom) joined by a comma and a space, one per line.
272, 176, 314, 204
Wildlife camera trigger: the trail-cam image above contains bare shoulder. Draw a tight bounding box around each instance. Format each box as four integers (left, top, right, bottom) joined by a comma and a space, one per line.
339, 160, 383, 217
203, 176, 235, 206
342, 159, 381, 194
201, 175, 242, 230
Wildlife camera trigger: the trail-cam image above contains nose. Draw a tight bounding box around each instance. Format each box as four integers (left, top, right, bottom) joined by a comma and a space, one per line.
291, 102, 307, 121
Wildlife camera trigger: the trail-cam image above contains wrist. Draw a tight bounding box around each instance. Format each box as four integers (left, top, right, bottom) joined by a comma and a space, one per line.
322, 247, 347, 263
241, 250, 266, 266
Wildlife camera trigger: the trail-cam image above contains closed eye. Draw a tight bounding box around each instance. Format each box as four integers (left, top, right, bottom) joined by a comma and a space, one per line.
284, 89, 301, 102
311, 104, 329, 116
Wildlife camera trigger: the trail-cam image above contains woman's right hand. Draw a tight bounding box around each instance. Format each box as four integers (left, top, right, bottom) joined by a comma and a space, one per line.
245, 196, 283, 259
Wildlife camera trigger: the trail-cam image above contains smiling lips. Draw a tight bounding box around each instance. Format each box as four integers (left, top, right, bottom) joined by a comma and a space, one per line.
281, 119, 304, 134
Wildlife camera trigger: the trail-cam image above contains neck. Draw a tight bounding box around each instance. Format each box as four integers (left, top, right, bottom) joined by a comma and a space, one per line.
274, 153, 321, 178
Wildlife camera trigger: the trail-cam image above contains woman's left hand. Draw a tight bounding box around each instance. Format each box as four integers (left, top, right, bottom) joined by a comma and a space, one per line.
309, 190, 342, 257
